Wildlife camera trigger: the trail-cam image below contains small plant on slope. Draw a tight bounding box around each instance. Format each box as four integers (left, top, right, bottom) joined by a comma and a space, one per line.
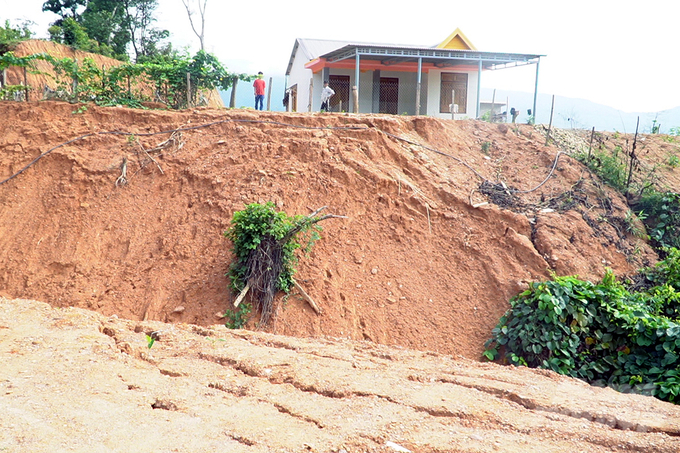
224, 202, 337, 327
484, 252, 680, 404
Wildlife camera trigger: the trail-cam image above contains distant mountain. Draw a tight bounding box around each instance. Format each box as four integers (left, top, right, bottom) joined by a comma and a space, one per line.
481, 89, 680, 134
219, 83, 680, 134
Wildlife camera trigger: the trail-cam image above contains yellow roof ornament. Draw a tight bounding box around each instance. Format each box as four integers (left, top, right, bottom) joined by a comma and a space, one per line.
436, 28, 477, 51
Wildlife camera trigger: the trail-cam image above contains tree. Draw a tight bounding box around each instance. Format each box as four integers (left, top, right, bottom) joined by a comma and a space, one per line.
181, 0, 208, 51
0, 20, 34, 51
80, 0, 131, 60
121, 0, 169, 62
49, 17, 89, 48
42, 0, 87, 23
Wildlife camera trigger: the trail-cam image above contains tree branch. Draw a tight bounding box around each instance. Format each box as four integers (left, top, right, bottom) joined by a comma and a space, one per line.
233, 281, 251, 308
293, 280, 322, 315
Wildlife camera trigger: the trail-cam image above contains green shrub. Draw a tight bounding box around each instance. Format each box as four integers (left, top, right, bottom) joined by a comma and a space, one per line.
485, 255, 680, 403
577, 145, 628, 192
0, 19, 33, 53
224, 302, 251, 330
636, 192, 680, 252
223, 202, 323, 327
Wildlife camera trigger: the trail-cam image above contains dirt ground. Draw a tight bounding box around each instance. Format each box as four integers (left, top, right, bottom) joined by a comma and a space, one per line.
2, 297, 680, 452
1, 97, 680, 451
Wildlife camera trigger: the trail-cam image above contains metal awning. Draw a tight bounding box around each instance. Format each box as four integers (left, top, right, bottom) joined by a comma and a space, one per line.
321, 44, 542, 70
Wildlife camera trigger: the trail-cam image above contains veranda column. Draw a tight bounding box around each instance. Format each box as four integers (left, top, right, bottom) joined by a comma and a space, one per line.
353, 52, 360, 113
532, 57, 541, 123
476, 59, 482, 118
415, 57, 422, 116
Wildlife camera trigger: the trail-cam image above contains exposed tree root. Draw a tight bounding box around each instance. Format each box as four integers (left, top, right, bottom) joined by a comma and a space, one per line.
232, 207, 344, 326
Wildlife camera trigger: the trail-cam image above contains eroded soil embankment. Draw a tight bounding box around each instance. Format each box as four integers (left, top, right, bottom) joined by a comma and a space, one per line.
0, 101, 655, 359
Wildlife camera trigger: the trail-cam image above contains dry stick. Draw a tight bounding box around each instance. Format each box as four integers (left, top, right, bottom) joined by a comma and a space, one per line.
278, 209, 346, 245
587, 126, 595, 161
233, 281, 251, 308
426, 204, 431, 234
138, 142, 164, 174
293, 280, 322, 314
468, 188, 488, 208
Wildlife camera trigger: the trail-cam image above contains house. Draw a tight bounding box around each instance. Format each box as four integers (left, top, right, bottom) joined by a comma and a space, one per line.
284, 29, 542, 119
480, 99, 508, 122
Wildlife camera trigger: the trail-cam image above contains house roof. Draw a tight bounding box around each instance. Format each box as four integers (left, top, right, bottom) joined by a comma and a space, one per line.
286, 33, 542, 76
436, 28, 477, 51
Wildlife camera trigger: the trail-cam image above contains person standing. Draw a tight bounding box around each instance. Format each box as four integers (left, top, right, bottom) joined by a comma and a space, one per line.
320, 81, 335, 112
253, 72, 265, 110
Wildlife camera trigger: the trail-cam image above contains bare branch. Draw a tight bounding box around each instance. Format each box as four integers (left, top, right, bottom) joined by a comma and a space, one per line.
293, 280, 322, 314
233, 282, 251, 308
181, 0, 208, 51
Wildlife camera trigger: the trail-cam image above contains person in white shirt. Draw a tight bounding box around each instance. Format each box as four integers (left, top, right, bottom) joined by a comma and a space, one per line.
320, 81, 335, 112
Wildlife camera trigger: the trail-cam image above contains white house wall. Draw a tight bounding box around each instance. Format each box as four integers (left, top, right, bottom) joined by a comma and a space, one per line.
372, 70, 417, 115
318, 70, 429, 115
288, 51, 479, 118
287, 52, 313, 112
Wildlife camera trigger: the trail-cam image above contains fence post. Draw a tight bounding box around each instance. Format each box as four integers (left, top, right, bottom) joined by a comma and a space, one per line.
545, 94, 555, 145
266, 76, 272, 111
23, 66, 29, 102
352, 86, 359, 113
229, 77, 238, 108
451, 90, 456, 120
587, 127, 595, 161
72, 58, 79, 103
308, 78, 313, 112
415, 82, 421, 116
186, 72, 191, 108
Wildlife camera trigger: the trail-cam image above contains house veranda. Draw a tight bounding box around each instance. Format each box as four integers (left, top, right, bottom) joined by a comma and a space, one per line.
285, 29, 543, 120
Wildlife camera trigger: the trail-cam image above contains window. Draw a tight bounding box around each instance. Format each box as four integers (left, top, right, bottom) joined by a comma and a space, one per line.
379, 77, 399, 115
440, 73, 468, 114
329, 75, 349, 112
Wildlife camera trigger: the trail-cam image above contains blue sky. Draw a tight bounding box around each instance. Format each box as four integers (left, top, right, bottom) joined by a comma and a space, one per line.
3, 0, 679, 114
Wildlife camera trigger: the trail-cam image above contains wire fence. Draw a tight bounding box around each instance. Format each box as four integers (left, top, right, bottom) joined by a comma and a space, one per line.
1, 64, 217, 108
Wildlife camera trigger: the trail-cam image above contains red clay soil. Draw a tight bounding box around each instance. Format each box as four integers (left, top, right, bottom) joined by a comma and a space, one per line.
0, 100, 660, 360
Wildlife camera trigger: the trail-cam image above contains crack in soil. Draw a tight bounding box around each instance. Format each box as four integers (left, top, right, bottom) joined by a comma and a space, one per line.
435, 375, 680, 436
272, 402, 325, 429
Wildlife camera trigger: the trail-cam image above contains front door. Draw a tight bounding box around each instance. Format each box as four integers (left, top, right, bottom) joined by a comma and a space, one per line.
329, 75, 350, 112
288, 84, 297, 112
379, 77, 399, 114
